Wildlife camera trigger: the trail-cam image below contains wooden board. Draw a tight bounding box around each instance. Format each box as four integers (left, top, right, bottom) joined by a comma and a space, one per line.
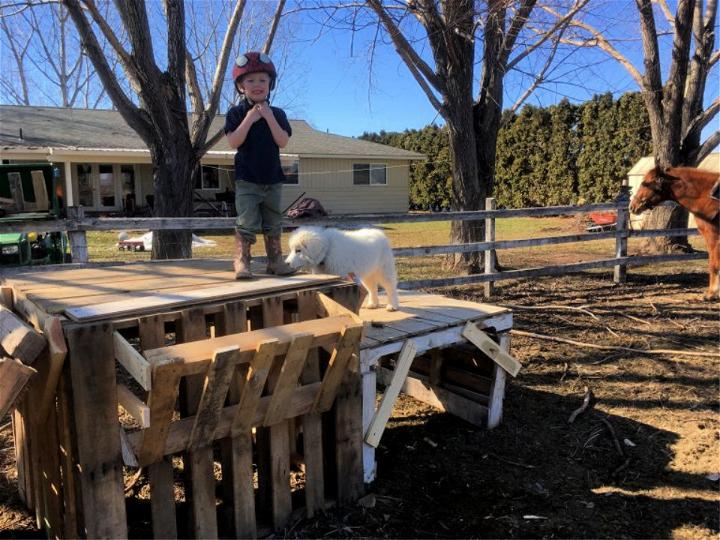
144, 315, 358, 376
65, 274, 341, 322
0, 305, 46, 365
364, 340, 417, 448
30, 171, 49, 212
462, 323, 521, 377
0, 357, 36, 418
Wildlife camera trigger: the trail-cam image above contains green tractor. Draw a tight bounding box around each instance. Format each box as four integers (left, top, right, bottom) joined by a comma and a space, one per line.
0, 163, 71, 266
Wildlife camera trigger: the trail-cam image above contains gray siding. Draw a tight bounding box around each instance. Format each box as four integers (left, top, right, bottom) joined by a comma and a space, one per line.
280, 157, 409, 214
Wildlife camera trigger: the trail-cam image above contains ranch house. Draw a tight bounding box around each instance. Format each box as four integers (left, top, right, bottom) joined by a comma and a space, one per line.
0, 105, 424, 216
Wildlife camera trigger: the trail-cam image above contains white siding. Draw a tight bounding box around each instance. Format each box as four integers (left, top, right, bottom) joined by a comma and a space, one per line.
280, 157, 409, 214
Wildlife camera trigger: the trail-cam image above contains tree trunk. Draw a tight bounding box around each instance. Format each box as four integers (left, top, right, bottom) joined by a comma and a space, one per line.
639, 205, 691, 253
149, 134, 196, 260
445, 92, 482, 273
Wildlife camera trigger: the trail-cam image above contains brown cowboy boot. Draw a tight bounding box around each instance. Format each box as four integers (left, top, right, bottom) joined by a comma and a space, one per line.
264, 233, 297, 275
233, 230, 253, 279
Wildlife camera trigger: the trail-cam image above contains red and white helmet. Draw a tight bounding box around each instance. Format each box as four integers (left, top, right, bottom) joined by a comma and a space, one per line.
232, 52, 277, 90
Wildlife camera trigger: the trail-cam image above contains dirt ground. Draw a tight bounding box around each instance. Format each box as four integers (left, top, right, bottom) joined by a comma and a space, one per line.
1, 269, 718, 538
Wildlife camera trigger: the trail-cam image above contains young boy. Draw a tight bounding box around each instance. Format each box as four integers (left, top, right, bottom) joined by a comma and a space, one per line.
225, 51, 296, 279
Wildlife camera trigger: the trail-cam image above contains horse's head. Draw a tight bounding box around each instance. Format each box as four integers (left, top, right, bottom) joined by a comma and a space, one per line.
629, 167, 674, 214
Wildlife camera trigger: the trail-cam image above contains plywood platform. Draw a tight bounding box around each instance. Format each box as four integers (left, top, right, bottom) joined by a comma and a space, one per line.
1, 259, 343, 323
358, 290, 511, 350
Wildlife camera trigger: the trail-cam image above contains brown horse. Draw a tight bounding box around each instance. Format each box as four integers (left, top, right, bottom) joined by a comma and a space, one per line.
629, 166, 720, 301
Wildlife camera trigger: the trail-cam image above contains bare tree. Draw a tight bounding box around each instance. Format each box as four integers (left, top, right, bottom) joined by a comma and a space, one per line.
349, 0, 588, 272
58, 0, 286, 259
0, 13, 33, 104
555, 0, 718, 252
0, 2, 114, 108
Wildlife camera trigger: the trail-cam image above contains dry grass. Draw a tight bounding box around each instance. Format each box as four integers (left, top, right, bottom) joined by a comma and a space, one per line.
85, 216, 708, 284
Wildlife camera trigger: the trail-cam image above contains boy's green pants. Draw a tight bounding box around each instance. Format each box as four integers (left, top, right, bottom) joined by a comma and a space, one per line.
234, 180, 283, 244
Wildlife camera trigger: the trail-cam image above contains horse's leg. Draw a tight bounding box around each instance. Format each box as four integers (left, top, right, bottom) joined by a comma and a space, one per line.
699, 224, 720, 301
708, 237, 720, 301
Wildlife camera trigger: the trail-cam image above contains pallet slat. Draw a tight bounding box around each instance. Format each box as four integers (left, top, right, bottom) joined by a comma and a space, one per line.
263, 333, 314, 426
188, 346, 238, 450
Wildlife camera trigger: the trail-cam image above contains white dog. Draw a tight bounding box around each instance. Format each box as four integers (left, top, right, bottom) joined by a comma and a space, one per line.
285, 226, 400, 311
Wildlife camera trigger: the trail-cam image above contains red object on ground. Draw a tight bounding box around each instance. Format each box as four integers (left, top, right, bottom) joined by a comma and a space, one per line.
586, 211, 617, 232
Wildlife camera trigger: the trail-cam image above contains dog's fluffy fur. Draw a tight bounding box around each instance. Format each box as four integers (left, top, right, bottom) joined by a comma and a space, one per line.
285, 226, 400, 311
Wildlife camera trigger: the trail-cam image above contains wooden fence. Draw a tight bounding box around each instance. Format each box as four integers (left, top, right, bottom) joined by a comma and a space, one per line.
0, 188, 706, 295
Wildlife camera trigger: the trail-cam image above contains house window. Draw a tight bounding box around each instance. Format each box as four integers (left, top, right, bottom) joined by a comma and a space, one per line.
200, 165, 219, 190
353, 163, 387, 185
76, 164, 93, 207
121, 165, 135, 196
281, 156, 299, 185
98, 164, 116, 207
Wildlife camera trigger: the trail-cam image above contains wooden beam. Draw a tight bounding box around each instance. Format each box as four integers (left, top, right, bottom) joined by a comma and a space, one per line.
33, 316, 68, 425
113, 331, 151, 390
0, 305, 47, 365
144, 315, 356, 376
0, 357, 36, 418
461, 323, 521, 377
377, 367, 488, 427
316, 293, 363, 324
364, 340, 417, 448
117, 384, 150, 428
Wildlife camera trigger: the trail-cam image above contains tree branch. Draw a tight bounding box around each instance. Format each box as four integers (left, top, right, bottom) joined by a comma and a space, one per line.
652, 0, 675, 24
635, 0, 664, 120
506, 28, 565, 118
365, 0, 444, 92
553, 13, 644, 85
193, 0, 246, 152
663, 0, 695, 137
263, 0, 286, 54
62, 0, 151, 138
501, 0, 538, 65
198, 126, 226, 156
509, 0, 589, 70
683, 96, 719, 144
164, 0, 186, 94
82, 0, 141, 93
114, 1, 157, 76
693, 130, 720, 164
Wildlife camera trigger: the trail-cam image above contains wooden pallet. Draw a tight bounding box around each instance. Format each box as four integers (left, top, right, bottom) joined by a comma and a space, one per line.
3, 263, 365, 539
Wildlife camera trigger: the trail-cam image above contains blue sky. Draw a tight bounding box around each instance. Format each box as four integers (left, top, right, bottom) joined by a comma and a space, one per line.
0, 1, 716, 141
272, 3, 717, 139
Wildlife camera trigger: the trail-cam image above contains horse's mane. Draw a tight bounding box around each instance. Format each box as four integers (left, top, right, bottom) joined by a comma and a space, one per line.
665, 167, 719, 184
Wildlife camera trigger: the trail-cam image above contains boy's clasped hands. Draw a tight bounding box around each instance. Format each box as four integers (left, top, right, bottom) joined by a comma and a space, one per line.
247, 102, 273, 123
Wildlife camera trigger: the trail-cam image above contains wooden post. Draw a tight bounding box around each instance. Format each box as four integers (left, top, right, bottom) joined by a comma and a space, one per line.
66, 206, 88, 264
614, 186, 630, 284
487, 334, 510, 429
66, 323, 127, 539
138, 315, 178, 540
484, 198, 496, 298
329, 285, 364, 503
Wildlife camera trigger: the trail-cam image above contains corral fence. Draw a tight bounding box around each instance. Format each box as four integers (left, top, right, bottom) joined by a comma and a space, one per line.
0, 187, 706, 295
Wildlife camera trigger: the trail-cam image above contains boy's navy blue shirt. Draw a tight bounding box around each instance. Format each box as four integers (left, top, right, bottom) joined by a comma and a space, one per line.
224, 100, 292, 184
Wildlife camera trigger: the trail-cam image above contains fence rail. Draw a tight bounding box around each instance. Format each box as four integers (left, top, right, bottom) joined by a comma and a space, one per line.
0, 192, 706, 294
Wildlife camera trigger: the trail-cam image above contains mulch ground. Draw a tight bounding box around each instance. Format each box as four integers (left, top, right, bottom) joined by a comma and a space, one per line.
1, 270, 718, 538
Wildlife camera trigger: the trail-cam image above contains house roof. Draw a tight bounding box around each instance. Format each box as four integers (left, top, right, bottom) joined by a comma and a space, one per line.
0, 105, 424, 161
628, 153, 720, 175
